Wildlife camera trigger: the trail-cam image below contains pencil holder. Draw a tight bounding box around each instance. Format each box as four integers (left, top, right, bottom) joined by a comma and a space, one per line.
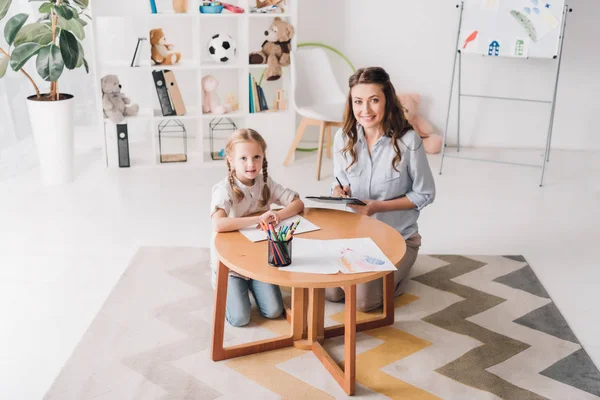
267, 238, 293, 267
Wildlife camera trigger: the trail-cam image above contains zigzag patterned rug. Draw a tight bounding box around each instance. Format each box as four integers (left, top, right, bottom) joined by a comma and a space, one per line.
45, 248, 600, 399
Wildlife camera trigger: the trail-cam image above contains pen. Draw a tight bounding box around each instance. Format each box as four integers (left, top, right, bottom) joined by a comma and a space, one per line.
335, 176, 347, 196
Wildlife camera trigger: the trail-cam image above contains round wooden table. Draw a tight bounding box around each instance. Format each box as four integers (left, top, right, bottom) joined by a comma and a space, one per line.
211, 207, 406, 395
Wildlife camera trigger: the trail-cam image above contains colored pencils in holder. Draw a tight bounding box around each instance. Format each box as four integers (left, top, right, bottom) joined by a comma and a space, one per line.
258, 220, 294, 266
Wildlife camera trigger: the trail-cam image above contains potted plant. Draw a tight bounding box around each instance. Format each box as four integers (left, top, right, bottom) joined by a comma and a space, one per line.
0, 0, 90, 185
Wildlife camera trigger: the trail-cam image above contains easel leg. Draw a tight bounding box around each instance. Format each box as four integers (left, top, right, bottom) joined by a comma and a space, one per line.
440, 2, 465, 175
541, 5, 570, 187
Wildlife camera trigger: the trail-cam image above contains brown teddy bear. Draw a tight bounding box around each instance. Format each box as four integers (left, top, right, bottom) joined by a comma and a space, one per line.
249, 17, 294, 81
149, 28, 181, 65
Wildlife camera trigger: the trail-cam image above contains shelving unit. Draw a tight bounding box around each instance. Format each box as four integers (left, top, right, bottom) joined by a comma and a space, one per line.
89, 0, 297, 168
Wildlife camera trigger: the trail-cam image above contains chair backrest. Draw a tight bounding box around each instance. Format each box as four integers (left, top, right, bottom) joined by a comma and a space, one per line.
291, 47, 347, 110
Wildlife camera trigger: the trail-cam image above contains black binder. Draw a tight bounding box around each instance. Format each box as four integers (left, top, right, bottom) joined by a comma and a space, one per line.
152, 70, 175, 116
116, 123, 130, 168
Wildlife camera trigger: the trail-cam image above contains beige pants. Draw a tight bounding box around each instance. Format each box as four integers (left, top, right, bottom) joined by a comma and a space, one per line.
325, 232, 422, 312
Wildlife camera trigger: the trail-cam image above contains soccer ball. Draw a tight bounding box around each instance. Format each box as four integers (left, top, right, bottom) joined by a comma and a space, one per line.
207, 33, 236, 63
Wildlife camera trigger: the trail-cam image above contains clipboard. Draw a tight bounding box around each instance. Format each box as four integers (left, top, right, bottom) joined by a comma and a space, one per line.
306, 196, 367, 206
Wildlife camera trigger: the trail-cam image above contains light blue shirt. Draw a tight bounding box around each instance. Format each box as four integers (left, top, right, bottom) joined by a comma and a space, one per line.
332, 126, 436, 240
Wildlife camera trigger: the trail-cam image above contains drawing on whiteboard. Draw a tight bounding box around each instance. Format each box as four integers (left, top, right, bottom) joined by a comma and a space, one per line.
488, 40, 501, 56
338, 247, 386, 274
510, 9, 538, 42
463, 30, 479, 49
513, 38, 529, 57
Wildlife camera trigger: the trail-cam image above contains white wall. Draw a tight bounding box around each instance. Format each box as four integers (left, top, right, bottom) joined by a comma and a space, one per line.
2, 0, 598, 151
298, 0, 599, 151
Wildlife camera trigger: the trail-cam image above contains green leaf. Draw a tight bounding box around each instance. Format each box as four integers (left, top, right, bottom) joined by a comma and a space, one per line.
82, 56, 88, 73
36, 13, 50, 22
59, 29, 78, 69
36, 43, 63, 81
73, 0, 88, 8
75, 16, 86, 26
9, 42, 41, 71
75, 40, 83, 67
38, 2, 52, 13
0, 0, 12, 21
14, 23, 52, 46
0, 54, 8, 78
58, 15, 83, 40
4, 13, 28, 46
55, 5, 73, 19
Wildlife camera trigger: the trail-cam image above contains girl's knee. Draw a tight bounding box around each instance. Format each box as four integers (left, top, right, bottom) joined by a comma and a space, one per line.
226, 309, 251, 327
261, 302, 283, 319
356, 298, 380, 313
325, 287, 344, 302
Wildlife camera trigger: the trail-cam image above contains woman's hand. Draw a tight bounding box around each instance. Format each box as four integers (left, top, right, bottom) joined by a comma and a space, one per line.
332, 185, 351, 198
347, 200, 379, 217
259, 210, 280, 225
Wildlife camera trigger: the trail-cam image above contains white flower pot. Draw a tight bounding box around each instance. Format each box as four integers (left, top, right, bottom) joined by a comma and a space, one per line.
26, 94, 75, 185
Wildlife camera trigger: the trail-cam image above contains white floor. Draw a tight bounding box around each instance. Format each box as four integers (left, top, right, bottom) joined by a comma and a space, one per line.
1, 145, 599, 400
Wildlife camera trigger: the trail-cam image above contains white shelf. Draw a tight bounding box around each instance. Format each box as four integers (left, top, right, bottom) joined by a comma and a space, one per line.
199, 12, 243, 18
248, 12, 290, 17
103, 60, 200, 71
103, 107, 200, 122
200, 62, 245, 70
201, 111, 245, 120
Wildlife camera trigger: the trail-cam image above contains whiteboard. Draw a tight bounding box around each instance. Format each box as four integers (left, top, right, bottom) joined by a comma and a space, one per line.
458, 0, 566, 59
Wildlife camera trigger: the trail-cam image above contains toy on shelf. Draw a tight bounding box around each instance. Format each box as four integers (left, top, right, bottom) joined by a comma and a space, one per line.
199, 1, 224, 13
172, 0, 188, 13
150, 28, 181, 65
207, 33, 237, 63
222, 2, 245, 13
253, 0, 286, 13
272, 89, 286, 111
202, 75, 233, 115
101, 75, 139, 124
249, 17, 294, 81
397, 93, 442, 154
225, 92, 239, 111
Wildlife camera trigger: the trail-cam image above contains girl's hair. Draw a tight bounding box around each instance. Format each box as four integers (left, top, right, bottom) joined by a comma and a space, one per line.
341, 67, 413, 171
225, 128, 271, 207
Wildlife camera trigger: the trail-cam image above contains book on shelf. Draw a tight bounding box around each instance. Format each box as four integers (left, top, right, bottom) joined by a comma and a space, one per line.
130, 38, 148, 67
152, 70, 176, 116
248, 73, 269, 113
163, 70, 186, 115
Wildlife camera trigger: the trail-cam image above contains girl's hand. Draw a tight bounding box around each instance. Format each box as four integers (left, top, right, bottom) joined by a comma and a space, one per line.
332, 185, 351, 198
347, 200, 379, 217
259, 210, 280, 225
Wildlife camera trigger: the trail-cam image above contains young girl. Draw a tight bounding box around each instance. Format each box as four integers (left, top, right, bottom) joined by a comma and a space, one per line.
210, 128, 304, 327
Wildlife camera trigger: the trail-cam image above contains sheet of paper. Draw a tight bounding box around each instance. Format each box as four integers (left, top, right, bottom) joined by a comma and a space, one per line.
239, 215, 320, 243
281, 238, 397, 274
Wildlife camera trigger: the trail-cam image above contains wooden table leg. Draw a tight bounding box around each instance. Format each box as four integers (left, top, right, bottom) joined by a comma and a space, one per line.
292, 287, 306, 340
211, 261, 295, 361
295, 287, 324, 349
324, 271, 395, 339
211, 261, 229, 361
311, 284, 356, 395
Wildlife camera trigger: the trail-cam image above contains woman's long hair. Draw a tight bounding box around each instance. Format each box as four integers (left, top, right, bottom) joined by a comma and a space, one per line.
341, 67, 412, 171
225, 128, 271, 207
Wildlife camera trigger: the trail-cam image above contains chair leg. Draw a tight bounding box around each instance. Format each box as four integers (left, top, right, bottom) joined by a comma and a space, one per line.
326, 124, 332, 159
316, 120, 327, 181
284, 117, 310, 166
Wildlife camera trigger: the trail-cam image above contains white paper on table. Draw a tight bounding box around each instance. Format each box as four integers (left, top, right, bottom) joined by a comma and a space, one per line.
239, 215, 320, 243
281, 238, 397, 274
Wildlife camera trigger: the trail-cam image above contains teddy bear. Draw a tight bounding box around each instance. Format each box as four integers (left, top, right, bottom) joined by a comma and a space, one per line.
249, 17, 294, 81
149, 28, 181, 65
101, 75, 139, 124
397, 93, 443, 154
202, 75, 233, 115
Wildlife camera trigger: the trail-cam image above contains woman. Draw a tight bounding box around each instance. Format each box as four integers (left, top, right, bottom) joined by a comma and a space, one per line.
328, 67, 436, 312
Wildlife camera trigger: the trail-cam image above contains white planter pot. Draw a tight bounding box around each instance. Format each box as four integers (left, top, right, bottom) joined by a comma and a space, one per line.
26, 94, 75, 185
